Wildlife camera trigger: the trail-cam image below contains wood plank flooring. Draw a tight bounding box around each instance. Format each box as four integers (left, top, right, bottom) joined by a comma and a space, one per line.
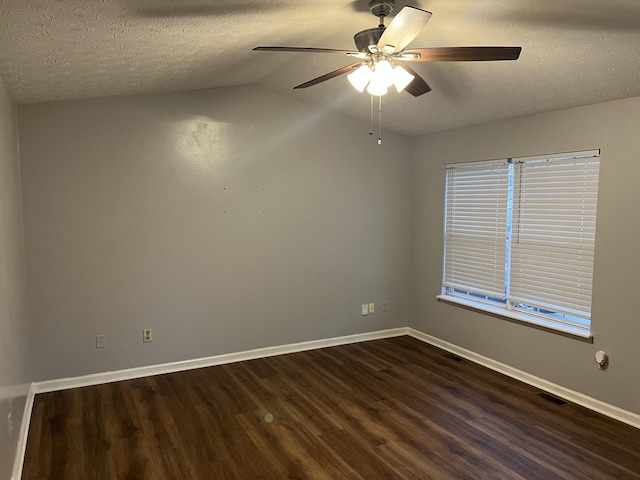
23, 336, 640, 479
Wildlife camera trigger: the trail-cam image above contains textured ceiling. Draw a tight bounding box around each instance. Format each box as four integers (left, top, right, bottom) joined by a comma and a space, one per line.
2, 0, 640, 136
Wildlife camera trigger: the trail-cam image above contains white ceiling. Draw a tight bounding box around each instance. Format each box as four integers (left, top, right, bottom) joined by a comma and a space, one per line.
1, 0, 640, 136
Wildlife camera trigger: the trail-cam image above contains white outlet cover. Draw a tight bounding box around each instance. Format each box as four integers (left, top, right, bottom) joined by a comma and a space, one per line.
361, 304, 368, 315
368, 303, 375, 314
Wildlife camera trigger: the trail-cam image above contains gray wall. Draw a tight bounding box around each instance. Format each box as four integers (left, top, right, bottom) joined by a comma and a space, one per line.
18, 85, 411, 381
0, 77, 30, 478
410, 96, 640, 415
13, 79, 639, 447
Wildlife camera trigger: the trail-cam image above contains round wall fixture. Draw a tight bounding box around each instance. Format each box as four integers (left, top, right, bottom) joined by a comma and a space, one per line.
594, 350, 608, 367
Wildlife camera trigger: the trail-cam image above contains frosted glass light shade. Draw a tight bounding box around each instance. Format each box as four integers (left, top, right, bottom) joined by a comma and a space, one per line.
347, 64, 373, 92
367, 76, 388, 96
392, 65, 415, 92
373, 60, 394, 88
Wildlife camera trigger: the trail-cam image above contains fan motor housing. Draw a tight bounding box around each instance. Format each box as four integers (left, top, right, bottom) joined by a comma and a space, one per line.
354, 27, 385, 52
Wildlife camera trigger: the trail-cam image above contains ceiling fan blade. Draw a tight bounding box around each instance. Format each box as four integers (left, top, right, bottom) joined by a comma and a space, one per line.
403, 46, 522, 61
293, 63, 362, 89
253, 46, 358, 55
377, 6, 432, 53
395, 61, 431, 97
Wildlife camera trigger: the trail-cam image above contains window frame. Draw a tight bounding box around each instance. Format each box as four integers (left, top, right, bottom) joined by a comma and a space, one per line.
439, 150, 601, 340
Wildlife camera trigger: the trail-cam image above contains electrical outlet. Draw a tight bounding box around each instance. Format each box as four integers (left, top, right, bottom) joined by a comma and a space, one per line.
96, 334, 105, 349
361, 304, 369, 316
382, 302, 388, 312
143, 328, 152, 343
368, 303, 375, 314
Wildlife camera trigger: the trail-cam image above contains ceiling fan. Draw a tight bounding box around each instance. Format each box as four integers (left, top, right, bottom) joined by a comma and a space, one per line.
254, 0, 522, 97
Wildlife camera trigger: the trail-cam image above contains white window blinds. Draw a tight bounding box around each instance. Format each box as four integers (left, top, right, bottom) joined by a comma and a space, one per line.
442, 150, 600, 332
443, 161, 511, 299
509, 153, 600, 320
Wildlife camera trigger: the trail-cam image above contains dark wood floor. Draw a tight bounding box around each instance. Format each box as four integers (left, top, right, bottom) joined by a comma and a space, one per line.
23, 336, 640, 479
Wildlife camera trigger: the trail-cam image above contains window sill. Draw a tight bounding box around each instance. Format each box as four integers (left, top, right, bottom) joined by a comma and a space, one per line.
436, 295, 593, 343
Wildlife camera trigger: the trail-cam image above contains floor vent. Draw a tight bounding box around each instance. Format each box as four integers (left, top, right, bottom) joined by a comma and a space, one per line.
442, 353, 464, 362
537, 392, 568, 406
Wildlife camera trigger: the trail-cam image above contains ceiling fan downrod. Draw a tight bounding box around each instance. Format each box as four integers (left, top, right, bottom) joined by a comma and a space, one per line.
369, 0, 394, 27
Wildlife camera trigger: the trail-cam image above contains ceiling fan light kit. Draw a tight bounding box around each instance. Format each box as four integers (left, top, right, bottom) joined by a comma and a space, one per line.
347, 58, 416, 95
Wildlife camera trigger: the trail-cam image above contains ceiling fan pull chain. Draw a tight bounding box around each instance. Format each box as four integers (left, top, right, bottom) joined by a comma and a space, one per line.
378, 95, 383, 145
369, 94, 374, 136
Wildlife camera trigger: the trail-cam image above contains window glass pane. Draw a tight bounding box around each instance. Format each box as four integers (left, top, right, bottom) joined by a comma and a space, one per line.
509, 155, 600, 322
443, 161, 511, 299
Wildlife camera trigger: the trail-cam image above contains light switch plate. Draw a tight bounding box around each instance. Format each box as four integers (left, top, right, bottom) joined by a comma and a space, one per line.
361, 304, 369, 315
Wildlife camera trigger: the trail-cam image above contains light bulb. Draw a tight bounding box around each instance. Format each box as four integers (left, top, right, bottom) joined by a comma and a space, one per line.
347, 64, 373, 92
392, 65, 415, 93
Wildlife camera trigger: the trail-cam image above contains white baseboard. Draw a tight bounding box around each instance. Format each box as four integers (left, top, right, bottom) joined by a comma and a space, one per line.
11, 383, 35, 480
33, 327, 409, 394
407, 328, 640, 429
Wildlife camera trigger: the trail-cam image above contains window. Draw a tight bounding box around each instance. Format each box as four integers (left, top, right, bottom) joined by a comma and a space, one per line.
440, 150, 600, 338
